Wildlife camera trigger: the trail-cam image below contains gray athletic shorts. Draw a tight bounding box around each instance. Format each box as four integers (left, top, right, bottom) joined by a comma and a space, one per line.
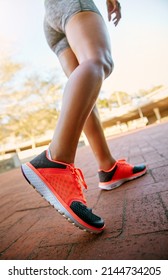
43, 0, 101, 56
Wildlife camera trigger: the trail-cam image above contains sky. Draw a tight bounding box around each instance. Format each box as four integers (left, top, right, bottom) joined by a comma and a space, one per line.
0, 0, 168, 95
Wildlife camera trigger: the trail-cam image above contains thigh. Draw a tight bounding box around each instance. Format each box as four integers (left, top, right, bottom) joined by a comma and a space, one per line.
65, 11, 112, 65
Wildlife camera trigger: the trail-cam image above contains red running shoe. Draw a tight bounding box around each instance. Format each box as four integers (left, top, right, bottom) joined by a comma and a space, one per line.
21, 150, 104, 233
98, 159, 147, 190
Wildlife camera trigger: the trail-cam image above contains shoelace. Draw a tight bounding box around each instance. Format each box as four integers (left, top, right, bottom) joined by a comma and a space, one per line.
69, 165, 88, 190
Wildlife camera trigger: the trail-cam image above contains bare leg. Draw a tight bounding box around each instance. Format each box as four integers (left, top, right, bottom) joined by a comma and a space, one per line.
83, 106, 116, 170
49, 12, 113, 165
58, 47, 116, 170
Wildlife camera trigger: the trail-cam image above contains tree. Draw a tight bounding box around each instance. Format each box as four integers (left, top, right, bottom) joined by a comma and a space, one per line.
0, 56, 62, 152
109, 91, 131, 106
97, 90, 131, 111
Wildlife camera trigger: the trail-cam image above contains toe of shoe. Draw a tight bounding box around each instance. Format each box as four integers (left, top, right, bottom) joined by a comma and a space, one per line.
133, 164, 146, 174
70, 201, 104, 228
93, 217, 104, 228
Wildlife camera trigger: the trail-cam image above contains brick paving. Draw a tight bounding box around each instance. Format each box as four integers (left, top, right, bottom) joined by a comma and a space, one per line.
0, 121, 168, 260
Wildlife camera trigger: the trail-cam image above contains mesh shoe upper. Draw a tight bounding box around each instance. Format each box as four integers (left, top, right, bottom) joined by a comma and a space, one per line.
29, 151, 87, 206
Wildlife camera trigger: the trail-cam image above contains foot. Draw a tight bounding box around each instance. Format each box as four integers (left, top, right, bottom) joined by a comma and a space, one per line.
21, 150, 105, 233
98, 159, 147, 190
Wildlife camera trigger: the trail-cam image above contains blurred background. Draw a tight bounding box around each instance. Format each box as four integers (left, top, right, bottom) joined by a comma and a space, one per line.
0, 0, 168, 172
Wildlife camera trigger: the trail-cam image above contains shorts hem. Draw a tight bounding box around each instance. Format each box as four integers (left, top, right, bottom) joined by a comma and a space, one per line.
57, 46, 71, 57
64, 9, 102, 30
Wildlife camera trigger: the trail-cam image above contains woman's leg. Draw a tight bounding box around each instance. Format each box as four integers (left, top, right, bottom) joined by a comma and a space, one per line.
83, 106, 116, 170
49, 12, 113, 165
58, 47, 116, 170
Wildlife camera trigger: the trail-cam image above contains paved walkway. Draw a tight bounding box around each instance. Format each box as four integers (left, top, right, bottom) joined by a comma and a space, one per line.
0, 121, 168, 260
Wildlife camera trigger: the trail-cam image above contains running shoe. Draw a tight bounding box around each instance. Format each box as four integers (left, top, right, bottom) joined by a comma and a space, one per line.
98, 159, 147, 190
21, 150, 105, 233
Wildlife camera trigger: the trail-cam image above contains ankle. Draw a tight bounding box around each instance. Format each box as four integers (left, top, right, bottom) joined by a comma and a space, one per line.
98, 158, 116, 171
48, 146, 74, 164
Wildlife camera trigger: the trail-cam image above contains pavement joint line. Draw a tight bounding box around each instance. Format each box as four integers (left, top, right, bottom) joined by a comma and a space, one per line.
0, 219, 38, 256
16, 205, 50, 212
158, 192, 168, 220
93, 189, 103, 209
66, 244, 75, 260
129, 229, 168, 238
0, 211, 22, 225
105, 230, 123, 240
0, 205, 49, 224
121, 191, 127, 238
0, 213, 27, 232
148, 168, 157, 183
108, 190, 127, 240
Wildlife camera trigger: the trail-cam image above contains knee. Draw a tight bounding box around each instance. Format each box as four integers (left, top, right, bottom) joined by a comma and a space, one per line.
91, 55, 114, 79
103, 54, 114, 78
